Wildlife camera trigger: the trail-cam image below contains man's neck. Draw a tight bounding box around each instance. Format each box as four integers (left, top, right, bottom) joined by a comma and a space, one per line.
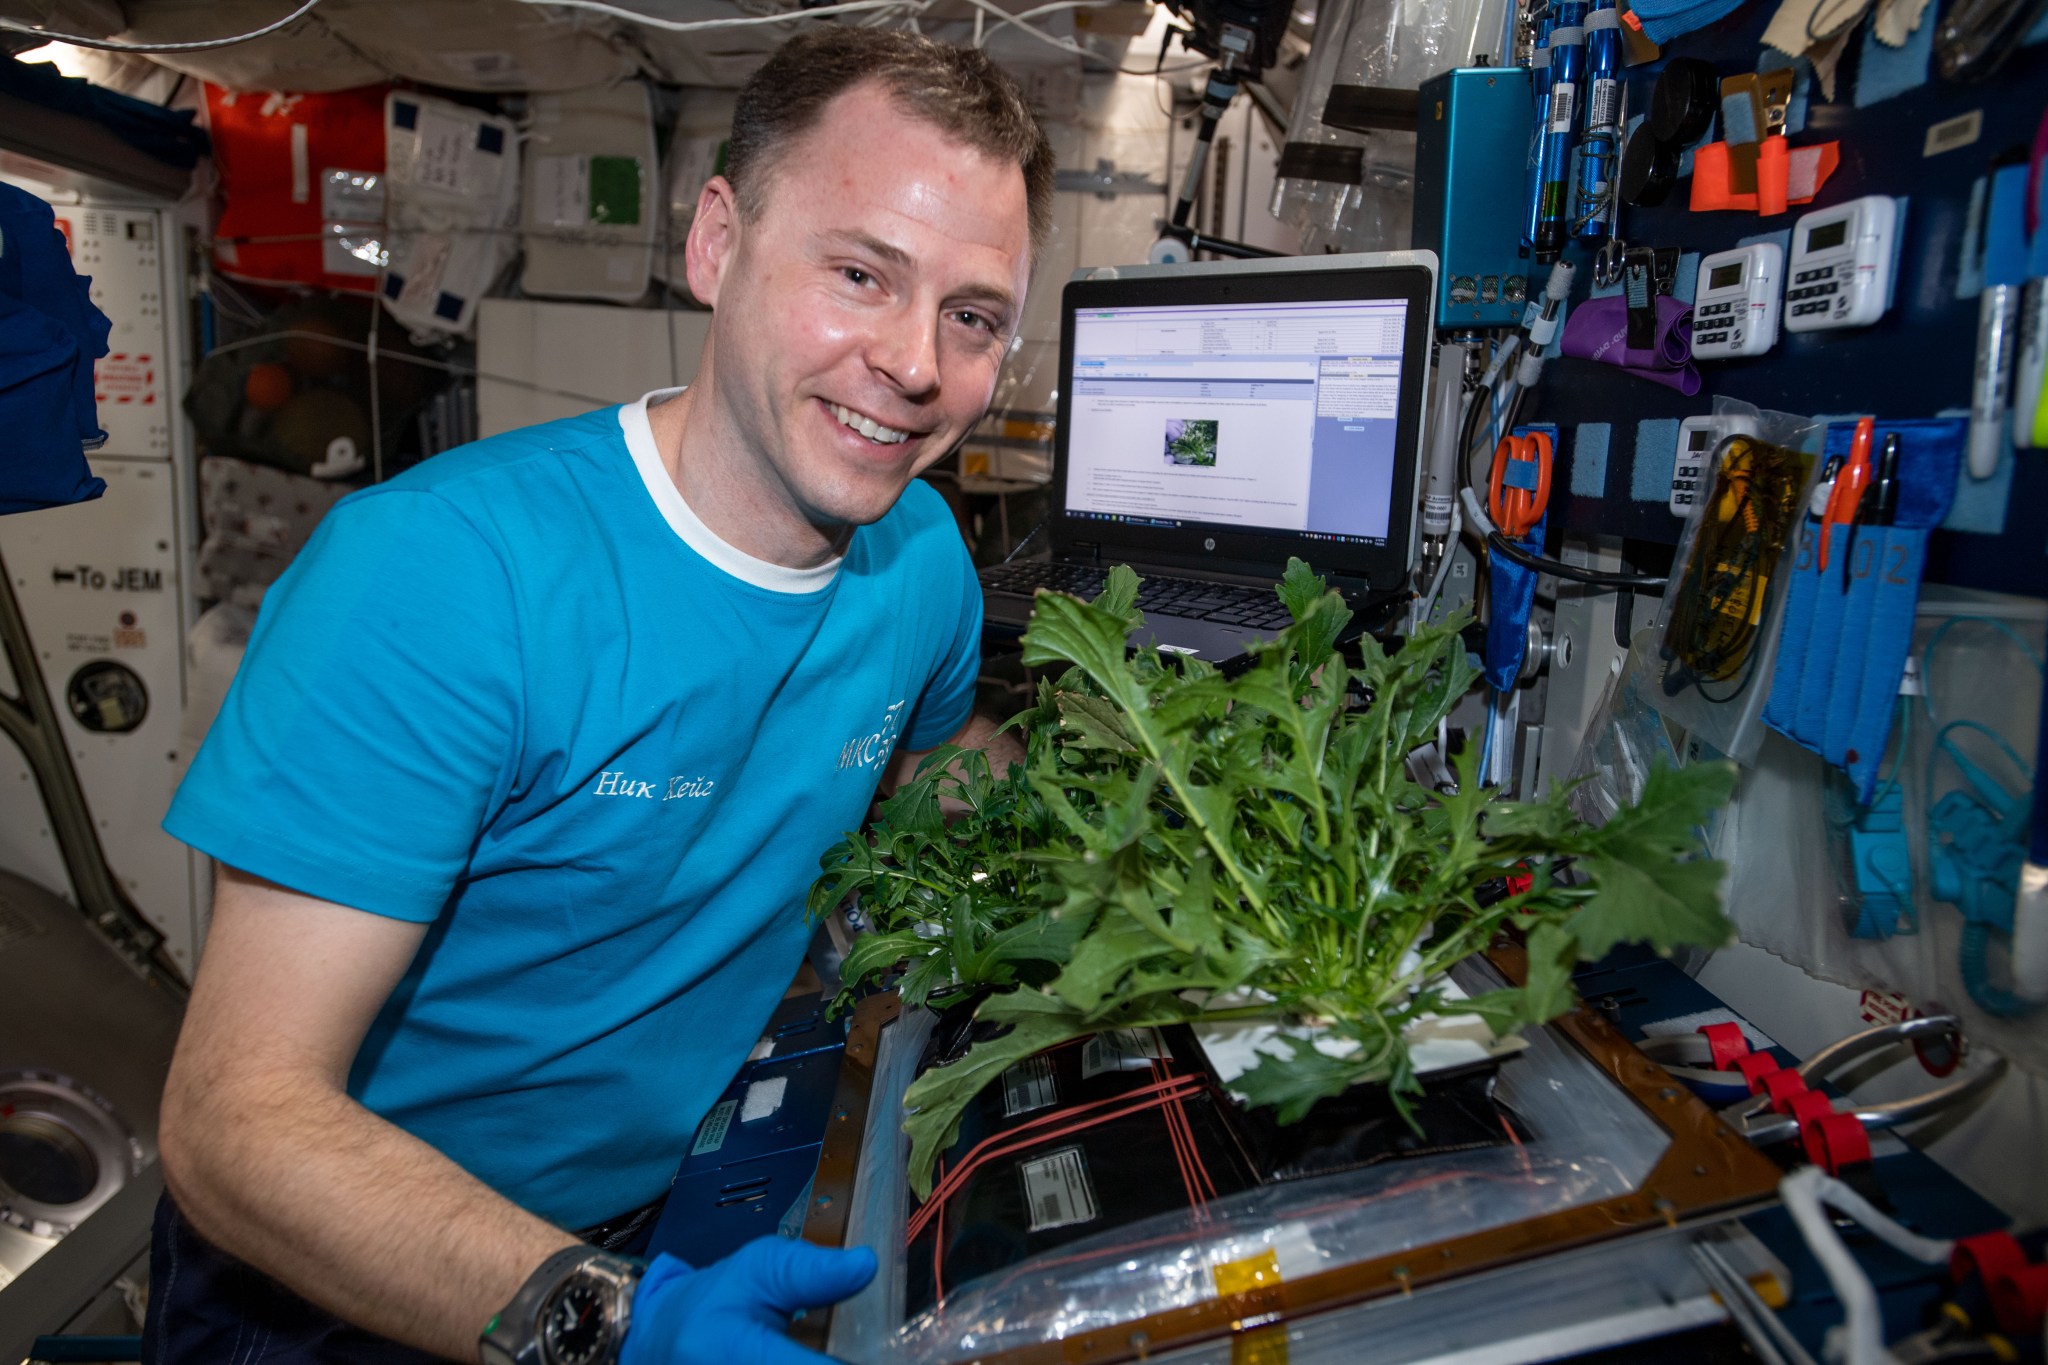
647, 387, 851, 570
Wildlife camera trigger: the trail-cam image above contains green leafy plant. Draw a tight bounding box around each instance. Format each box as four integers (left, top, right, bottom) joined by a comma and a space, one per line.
808, 561, 1737, 1198
1164, 418, 1219, 466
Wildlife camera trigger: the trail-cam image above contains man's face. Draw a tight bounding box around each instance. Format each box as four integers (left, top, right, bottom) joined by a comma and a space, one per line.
686, 82, 1032, 532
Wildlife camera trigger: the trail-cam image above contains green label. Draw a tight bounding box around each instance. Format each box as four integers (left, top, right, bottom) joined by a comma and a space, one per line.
588, 155, 642, 226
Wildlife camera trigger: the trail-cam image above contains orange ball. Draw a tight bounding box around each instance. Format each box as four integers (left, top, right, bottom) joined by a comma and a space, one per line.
244, 362, 294, 411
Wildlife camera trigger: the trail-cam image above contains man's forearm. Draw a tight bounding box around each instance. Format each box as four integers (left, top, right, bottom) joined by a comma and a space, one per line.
162, 1068, 576, 1362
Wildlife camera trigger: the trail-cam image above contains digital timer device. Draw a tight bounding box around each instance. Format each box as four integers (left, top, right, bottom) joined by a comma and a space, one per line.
1671, 413, 1761, 517
1691, 243, 1782, 359
1785, 195, 1900, 333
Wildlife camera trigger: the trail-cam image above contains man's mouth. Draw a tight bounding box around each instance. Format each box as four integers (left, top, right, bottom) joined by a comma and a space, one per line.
828, 401, 913, 446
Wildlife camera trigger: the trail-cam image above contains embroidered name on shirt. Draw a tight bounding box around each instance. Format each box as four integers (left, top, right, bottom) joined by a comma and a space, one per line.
591, 770, 716, 800
837, 699, 906, 771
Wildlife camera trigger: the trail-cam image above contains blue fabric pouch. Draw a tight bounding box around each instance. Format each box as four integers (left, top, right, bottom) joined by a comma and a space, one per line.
1762, 508, 1823, 739
1483, 425, 1557, 692
1765, 418, 1964, 800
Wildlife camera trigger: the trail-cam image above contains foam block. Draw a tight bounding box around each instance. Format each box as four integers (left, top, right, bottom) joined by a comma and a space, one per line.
1632, 418, 1682, 501
1571, 422, 1613, 497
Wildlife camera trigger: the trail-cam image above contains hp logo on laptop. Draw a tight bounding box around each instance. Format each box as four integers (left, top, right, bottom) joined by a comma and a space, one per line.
1204, 538, 1215, 550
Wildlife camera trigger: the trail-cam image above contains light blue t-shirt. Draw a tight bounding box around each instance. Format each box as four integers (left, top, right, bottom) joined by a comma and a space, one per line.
166, 390, 980, 1227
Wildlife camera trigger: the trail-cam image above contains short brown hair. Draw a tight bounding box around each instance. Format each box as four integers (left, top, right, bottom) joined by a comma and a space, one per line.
726, 28, 1055, 260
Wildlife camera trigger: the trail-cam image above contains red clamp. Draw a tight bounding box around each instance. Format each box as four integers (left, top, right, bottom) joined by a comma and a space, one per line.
1800, 1112, 1872, 1173
1763, 1067, 1811, 1114
1737, 1051, 1783, 1092
1952, 1232, 2048, 1336
1699, 1021, 1751, 1071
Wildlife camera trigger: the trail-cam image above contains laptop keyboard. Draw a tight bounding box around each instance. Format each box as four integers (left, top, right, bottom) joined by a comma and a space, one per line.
979, 560, 1297, 630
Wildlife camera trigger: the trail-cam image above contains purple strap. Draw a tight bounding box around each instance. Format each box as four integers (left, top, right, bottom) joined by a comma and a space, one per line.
1560, 293, 1702, 395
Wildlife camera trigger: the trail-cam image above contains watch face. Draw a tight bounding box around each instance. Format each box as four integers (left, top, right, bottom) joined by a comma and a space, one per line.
543, 1279, 611, 1365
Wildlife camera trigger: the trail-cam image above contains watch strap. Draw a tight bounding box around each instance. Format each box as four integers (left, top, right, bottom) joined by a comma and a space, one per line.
480, 1244, 643, 1365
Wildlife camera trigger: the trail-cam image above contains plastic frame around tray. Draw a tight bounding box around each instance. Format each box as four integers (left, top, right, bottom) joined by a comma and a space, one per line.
796, 941, 1784, 1363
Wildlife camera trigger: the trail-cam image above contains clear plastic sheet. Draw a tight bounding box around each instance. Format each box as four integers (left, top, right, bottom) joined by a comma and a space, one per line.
1719, 589, 2048, 1077
1646, 416, 1822, 767
828, 962, 1672, 1364
1273, 0, 1509, 253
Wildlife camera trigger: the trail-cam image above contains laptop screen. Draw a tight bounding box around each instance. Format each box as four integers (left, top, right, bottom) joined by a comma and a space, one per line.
1050, 257, 1435, 591
1063, 296, 1411, 546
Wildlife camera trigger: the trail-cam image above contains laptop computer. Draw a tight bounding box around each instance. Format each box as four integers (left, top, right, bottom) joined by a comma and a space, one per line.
980, 250, 1438, 667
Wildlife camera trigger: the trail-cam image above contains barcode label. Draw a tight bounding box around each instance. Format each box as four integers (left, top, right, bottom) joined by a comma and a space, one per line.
1081, 1029, 1165, 1078
1020, 1147, 1099, 1232
1002, 1054, 1059, 1117
1549, 83, 1577, 133
689, 1099, 738, 1156
1587, 79, 1620, 131
1923, 110, 1982, 157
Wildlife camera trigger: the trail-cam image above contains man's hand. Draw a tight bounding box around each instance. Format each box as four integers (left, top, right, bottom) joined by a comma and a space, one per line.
879, 709, 1024, 799
621, 1239, 877, 1365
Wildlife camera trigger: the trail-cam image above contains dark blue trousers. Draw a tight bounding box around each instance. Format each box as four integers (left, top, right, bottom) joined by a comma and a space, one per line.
142, 1193, 662, 1364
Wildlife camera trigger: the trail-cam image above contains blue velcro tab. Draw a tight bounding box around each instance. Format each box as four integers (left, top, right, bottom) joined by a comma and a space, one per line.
1571, 423, 1612, 496
1674, 251, 1701, 304
1937, 405, 2012, 533
1984, 162, 2031, 288
1721, 94, 1759, 145
1632, 418, 1681, 501
1854, 12, 1936, 108
1503, 457, 1541, 492
1738, 226, 1794, 260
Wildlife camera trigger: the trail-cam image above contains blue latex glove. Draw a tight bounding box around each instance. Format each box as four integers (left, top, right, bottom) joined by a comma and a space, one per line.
621, 1239, 877, 1365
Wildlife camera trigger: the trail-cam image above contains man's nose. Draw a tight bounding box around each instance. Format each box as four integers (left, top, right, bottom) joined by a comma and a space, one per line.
870, 308, 940, 397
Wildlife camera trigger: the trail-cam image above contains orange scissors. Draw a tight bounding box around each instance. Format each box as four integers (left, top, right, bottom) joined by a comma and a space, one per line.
1489, 430, 1553, 540
1817, 416, 1874, 573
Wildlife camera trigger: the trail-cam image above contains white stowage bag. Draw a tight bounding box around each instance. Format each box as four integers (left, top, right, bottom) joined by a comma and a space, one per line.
318, 0, 640, 93
110, 0, 389, 91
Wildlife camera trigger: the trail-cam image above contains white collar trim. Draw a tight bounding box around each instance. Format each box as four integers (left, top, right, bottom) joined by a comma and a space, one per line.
618, 388, 842, 594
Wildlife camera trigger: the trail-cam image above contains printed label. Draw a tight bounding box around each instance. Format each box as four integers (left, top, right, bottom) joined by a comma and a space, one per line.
1019, 1147, 1098, 1232
1549, 82, 1577, 133
1857, 989, 1911, 1026
1587, 78, 1620, 132
689, 1098, 738, 1156
411, 109, 476, 196
536, 154, 591, 229
1081, 1028, 1165, 1079
1002, 1054, 1059, 1117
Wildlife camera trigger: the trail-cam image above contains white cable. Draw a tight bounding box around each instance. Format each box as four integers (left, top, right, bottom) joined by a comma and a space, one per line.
1411, 500, 1462, 632
512, 0, 920, 32
0, 0, 322, 51
1460, 485, 1498, 539
1779, 1167, 1954, 1365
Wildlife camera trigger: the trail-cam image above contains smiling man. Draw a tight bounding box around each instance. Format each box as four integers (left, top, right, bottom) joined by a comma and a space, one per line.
147, 30, 1051, 1365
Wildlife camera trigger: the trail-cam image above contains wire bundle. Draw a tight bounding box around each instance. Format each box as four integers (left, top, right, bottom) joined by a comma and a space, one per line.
1663, 435, 1808, 702
908, 1032, 1226, 1307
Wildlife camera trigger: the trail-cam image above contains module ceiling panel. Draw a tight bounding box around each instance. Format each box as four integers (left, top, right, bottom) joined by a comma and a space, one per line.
4, 0, 1131, 92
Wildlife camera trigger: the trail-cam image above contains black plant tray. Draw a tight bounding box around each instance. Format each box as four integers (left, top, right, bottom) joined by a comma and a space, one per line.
904, 1022, 1260, 1317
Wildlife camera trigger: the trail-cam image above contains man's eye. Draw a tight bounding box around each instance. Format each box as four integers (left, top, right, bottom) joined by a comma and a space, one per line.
842, 267, 872, 287
953, 311, 994, 332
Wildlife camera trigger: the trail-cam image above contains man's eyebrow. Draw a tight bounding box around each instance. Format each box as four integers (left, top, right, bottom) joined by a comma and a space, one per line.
822, 229, 1018, 317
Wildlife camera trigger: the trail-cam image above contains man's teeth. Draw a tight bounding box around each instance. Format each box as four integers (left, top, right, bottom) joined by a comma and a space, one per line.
830, 403, 910, 445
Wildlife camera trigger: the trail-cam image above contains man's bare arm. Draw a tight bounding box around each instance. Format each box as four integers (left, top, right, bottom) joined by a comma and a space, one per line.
159, 866, 578, 1362
879, 708, 1025, 798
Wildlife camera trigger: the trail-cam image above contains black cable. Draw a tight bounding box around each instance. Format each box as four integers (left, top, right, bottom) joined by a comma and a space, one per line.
1003, 517, 1050, 564
1486, 533, 1668, 590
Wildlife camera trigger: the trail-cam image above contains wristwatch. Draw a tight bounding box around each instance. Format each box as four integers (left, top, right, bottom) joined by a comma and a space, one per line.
479, 1245, 645, 1365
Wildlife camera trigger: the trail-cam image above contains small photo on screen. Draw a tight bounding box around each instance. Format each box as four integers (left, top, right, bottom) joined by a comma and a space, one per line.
1163, 418, 1219, 467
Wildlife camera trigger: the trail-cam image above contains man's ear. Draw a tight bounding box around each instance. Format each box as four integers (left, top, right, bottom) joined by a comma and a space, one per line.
684, 175, 742, 309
